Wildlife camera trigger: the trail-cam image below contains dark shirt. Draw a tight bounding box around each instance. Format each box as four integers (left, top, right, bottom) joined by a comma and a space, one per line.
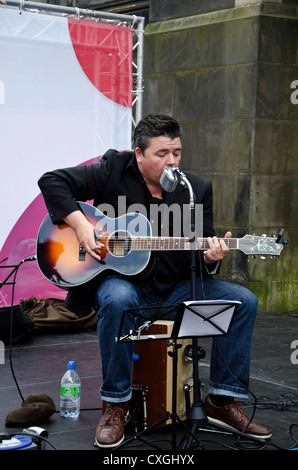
38, 149, 217, 309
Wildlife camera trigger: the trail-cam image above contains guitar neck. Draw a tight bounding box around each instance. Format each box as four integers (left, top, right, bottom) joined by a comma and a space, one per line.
131, 237, 238, 251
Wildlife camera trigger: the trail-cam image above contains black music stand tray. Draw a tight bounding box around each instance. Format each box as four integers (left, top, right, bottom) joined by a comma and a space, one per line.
115, 299, 245, 451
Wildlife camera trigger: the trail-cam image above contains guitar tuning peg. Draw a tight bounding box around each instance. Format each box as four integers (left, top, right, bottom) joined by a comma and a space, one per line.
262, 234, 267, 237
251, 255, 256, 259
275, 228, 289, 245
260, 256, 266, 260
270, 256, 275, 259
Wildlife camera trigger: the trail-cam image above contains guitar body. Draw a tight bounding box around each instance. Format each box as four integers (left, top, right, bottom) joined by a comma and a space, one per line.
36, 202, 152, 288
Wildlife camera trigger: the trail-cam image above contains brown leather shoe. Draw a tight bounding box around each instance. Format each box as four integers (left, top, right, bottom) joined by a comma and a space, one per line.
95, 402, 129, 448
204, 395, 272, 439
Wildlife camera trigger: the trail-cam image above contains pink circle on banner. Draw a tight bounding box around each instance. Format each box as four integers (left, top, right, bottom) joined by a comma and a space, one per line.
0, 157, 101, 307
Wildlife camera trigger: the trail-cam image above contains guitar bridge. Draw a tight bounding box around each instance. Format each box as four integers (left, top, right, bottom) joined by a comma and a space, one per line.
79, 245, 86, 261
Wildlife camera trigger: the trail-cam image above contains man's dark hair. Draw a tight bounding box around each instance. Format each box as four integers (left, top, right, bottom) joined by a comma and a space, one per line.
133, 113, 182, 153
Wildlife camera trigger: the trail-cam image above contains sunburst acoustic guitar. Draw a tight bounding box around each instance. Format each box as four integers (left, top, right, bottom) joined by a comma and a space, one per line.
36, 202, 285, 289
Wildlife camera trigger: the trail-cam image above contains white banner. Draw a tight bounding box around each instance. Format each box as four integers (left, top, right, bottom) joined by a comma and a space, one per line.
0, 6, 133, 305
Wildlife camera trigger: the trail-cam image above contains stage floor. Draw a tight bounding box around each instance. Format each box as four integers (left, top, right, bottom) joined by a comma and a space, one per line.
0, 310, 297, 453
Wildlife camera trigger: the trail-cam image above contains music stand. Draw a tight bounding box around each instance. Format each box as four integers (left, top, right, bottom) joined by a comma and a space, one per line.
115, 299, 240, 450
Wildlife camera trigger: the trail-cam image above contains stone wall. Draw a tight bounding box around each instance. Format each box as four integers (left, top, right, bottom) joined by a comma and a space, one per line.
143, 2, 298, 313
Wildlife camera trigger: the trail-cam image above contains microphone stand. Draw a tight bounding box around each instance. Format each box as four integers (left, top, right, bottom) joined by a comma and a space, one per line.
178, 174, 208, 449
160, 169, 269, 449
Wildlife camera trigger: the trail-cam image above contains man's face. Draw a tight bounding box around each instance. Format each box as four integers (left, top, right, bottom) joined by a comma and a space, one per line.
135, 135, 182, 187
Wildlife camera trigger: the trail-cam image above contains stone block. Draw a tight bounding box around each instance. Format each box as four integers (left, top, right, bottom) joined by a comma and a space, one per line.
149, 0, 234, 22
179, 120, 254, 174
211, 173, 252, 229
253, 120, 298, 174
256, 63, 298, 120
248, 279, 298, 313
144, 15, 259, 73
259, 16, 298, 65
251, 175, 297, 229
173, 64, 257, 121
142, 74, 174, 116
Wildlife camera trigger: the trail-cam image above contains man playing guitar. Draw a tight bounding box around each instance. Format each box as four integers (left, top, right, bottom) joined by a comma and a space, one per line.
38, 113, 272, 448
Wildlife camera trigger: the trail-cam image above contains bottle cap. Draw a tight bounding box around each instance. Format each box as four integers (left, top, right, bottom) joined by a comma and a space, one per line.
68, 361, 76, 370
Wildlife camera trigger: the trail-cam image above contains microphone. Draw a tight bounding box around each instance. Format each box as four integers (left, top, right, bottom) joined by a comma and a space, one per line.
160, 167, 186, 192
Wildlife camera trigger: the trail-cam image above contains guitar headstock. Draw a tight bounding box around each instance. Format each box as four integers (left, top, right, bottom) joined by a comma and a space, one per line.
239, 234, 285, 256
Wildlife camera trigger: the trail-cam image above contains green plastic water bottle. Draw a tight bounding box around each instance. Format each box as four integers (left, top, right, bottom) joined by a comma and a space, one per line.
60, 361, 81, 419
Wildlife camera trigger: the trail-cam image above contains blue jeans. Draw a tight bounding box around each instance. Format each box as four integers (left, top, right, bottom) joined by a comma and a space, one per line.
94, 275, 258, 403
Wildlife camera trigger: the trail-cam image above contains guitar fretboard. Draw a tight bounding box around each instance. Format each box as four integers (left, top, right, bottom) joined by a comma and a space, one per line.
130, 237, 239, 251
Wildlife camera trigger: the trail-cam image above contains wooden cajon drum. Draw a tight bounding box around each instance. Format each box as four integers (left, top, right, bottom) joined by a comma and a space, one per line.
132, 320, 193, 427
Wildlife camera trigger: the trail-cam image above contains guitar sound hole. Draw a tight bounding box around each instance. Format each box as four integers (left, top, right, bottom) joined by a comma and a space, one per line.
108, 230, 131, 257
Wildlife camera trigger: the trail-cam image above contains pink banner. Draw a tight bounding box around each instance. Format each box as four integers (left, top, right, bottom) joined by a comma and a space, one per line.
0, 8, 133, 307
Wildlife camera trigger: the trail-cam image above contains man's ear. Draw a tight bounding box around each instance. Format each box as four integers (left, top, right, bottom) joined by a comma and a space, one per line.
135, 147, 143, 164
